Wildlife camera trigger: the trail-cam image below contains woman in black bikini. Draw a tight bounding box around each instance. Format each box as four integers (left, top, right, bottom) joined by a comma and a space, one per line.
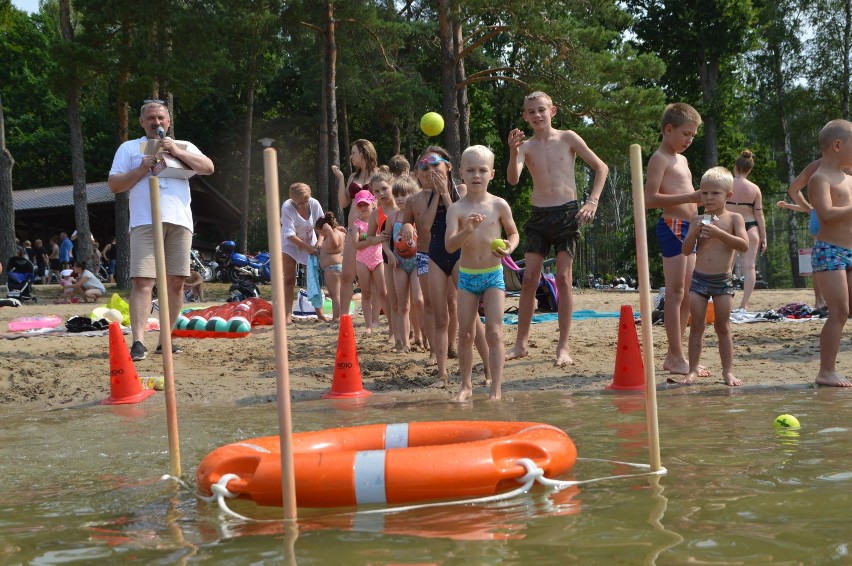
726, 149, 766, 311
332, 139, 379, 320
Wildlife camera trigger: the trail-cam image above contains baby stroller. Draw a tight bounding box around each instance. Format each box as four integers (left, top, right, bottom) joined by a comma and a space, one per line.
5, 255, 37, 303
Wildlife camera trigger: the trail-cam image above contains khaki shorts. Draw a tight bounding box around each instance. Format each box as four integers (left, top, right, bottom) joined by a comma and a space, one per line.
130, 224, 192, 278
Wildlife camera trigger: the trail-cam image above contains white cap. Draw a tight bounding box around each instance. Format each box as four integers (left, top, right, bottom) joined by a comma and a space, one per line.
60, 269, 73, 277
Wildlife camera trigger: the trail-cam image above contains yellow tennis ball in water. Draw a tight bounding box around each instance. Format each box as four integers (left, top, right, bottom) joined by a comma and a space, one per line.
491, 239, 507, 252
774, 414, 801, 429
420, 112, 444, 137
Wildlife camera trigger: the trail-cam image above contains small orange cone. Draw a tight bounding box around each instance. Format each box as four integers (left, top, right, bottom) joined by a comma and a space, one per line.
606, 305, 645, 391
323, 314, 372, 399
102, 322, 156, 405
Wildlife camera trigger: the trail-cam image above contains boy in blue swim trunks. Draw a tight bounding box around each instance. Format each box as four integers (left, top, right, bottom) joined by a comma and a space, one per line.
808, 119, 852, 387
675, 167, 748, 387
645, 103, 705, 377
446, 145, 519, 401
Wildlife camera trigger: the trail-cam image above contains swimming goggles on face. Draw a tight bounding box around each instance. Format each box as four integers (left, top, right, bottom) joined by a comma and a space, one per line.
416, 155, 450, 170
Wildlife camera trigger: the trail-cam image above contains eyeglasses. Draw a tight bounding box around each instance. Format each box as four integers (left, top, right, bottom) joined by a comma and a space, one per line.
416, 155, 450, 170
143, 99, 165, 104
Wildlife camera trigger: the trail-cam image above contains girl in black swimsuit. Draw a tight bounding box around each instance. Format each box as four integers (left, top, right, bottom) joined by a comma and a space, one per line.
726, 149, 766, 311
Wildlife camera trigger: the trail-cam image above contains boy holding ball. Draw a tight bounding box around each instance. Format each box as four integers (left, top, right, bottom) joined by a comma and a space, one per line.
446, 145, 519, 401
675, 167, 748, 386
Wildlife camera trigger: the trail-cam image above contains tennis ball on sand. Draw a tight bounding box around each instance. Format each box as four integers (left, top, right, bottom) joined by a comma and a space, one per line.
420, 112, 444, 137
774, 414, 801, 429
491, 239, 507, 252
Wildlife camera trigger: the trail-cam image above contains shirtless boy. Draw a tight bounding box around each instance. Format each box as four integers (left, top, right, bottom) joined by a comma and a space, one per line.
446, 145, 519, 401
505, 91, 608, 367
644, 102, 704, 376
673, 167, 748, 386
808, 119, 852, 387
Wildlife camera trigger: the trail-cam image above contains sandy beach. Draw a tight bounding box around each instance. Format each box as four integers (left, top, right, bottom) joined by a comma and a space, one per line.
0, 284, 838, 410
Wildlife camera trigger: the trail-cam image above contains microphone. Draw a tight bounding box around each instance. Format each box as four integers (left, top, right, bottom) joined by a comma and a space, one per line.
157, 126, 165, 139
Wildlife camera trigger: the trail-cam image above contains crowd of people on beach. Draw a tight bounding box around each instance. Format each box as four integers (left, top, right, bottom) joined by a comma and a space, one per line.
279, 95, 852, 397
15, 94, 850, 397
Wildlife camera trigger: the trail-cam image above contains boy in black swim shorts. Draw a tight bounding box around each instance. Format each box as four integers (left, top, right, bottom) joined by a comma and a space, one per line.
504, 91, 608, 367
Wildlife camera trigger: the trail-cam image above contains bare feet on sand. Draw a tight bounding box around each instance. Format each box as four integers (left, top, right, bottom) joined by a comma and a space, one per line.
664, 354, 709, 377
723, 372, 743, 386
448, 347, 458, 360
815, 371, 852, 387
425, 355, 437, 367
505, 344, 527, 361
667, 373, 697, 385
555, 347, 573, 367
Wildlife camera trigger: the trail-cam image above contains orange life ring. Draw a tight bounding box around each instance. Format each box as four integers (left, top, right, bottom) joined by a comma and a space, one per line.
197, 421, 577, 508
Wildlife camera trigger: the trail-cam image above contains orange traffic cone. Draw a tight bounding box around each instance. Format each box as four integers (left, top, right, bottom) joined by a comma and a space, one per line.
606, 305, 645, 391
323, 314, 372, 399
102, 322, 156, 405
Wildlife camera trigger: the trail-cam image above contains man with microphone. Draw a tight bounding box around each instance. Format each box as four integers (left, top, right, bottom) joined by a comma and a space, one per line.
108, 100, 214, 361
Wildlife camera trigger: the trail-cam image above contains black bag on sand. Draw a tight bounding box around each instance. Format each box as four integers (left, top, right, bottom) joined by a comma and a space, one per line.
65, 316, 109, 332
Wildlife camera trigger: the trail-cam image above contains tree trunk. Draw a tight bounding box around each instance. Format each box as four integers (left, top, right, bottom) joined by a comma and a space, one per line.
340, 93, 351, 178
438, 0, 461, 166
698, 52, 720, 171
0, 95, 16, 278
770, 40, 804, 287
60, 0, 93, 268
240, 58, 256, 255
452, 3, 469, 152
114, 34, 131, 289
325, 0, 340, 219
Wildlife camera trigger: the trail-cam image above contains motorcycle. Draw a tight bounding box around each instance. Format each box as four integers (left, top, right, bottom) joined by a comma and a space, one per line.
190, 248, 216, 282
214, 240, 271, 284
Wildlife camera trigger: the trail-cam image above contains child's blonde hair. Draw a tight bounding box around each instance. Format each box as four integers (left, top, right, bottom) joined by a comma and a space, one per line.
392, 175, 420, 197
524, 91, 553, 107
819, 119, 852, 151
661, 103, 702, 130
701, 166, 733, 192
370, 168, 394, 187
461, 144, 495, 167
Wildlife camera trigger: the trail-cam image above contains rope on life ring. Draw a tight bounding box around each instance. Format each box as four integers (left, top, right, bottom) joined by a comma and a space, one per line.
184, 458, 667, 523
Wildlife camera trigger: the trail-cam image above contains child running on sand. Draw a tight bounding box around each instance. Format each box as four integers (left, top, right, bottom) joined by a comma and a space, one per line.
314, 212, 345, 322
352, 189, 388, 333
672, 167, 748, 386
505, 91, 608, 367
807, 119, 852, 387
644, 102, 705, 377
446, 145, 519, 401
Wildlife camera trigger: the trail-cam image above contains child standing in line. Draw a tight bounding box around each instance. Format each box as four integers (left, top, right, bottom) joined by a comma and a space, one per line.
388, 176, 425, 353
505, 91, 608, 367
644, 102, 705, 377
674, 167, 748, 386
315, 212, 345, 322
808, 119, 852, 387
353, 189, 388, 333
365, 173, 405, 351
446, 145, 519, 401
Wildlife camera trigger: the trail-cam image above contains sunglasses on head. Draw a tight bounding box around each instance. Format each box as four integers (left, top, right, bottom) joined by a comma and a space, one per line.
416, 155, 450, 170
143, 99, 165, 104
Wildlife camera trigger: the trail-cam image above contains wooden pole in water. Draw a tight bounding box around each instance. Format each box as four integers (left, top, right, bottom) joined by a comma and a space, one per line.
263, 147, 298, 521
149, 176, 181, 477
629, 144, 662, 472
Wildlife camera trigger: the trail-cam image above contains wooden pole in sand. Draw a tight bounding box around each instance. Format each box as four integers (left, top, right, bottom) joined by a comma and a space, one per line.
263, 146, 298, 521
149, 176, 181, 477
629, 144, 662, 472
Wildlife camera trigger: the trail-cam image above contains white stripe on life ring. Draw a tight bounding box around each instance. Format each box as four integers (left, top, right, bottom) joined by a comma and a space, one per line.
354, 450, 387, 504
384, 423, 409, 449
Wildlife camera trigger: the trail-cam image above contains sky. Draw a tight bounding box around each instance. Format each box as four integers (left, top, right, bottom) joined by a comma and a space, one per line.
12, 0, 39, 13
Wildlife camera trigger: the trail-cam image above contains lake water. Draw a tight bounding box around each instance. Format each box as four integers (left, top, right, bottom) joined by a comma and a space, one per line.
1, 386, 850, 564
